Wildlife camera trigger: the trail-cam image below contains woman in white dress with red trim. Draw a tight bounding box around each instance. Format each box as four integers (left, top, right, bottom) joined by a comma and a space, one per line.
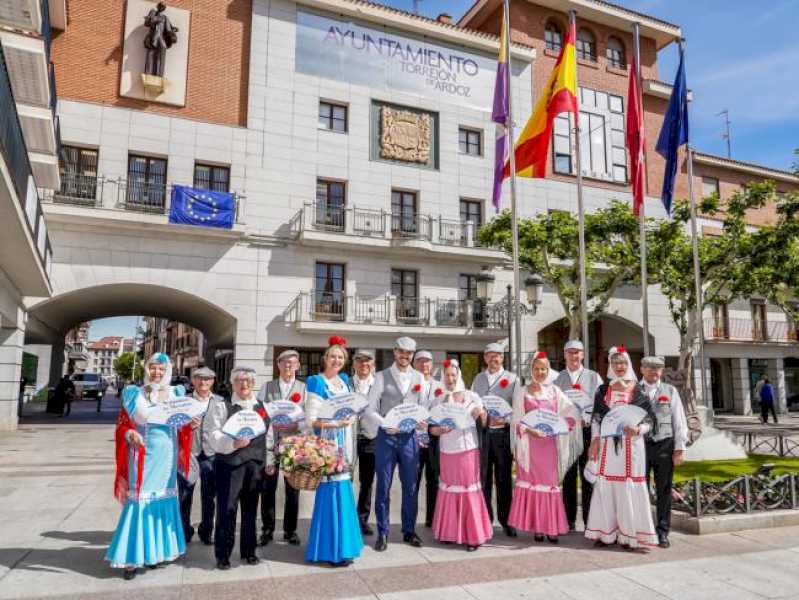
584, 346, 658, 550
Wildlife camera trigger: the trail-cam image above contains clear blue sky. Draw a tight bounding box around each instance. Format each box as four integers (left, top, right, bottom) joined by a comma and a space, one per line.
88, 316, 140, 341
381, 0, 799, 170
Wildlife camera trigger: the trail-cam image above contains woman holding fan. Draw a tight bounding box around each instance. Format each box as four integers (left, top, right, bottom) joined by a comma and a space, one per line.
304, 336, 364, 566
509, 351, 581, 543
584, 345, 658, 550
430, 359, 492, 552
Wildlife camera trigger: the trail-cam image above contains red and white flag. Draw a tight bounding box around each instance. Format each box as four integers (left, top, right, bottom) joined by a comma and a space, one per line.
626, 56, 646, 216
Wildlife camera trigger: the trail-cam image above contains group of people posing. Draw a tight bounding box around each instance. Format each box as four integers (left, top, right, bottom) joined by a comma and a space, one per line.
105, 335, 688, 580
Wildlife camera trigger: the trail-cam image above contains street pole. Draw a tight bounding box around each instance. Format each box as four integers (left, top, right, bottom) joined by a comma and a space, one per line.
633, 22, 650, 357
507, 284, 513, 369
570, 9, 590, 369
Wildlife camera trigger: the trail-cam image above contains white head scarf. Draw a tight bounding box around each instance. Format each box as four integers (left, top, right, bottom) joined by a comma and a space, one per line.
607, 346, 637, 383
439, 358, 466, 394
144, 352, 173, 390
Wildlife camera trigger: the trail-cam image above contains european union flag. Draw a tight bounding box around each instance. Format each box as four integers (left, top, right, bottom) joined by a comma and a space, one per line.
655, 45, 689, 215
169, 185, 234, 229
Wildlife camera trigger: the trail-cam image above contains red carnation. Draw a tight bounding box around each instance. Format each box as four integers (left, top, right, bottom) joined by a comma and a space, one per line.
413, 383, 422, 393
434, 388, 443, 397
534, 351, 548, 360
572, 383, 582, 390
290, 392, 302, 403
442, 359, 452, 369
617, 344, 626, 354
499, 378, 509, 389
658, 395, 669, 403
255, 406, 267, 419
328, 335, 348, 348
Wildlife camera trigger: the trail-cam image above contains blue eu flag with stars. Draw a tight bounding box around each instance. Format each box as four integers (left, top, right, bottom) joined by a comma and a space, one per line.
169, 185, 234, 229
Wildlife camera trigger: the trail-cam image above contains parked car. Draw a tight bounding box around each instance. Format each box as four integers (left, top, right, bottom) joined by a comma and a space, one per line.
71, 372, 105, 399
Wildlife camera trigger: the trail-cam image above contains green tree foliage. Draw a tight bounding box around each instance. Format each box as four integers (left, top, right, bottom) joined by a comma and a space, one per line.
113, 351, 143, 383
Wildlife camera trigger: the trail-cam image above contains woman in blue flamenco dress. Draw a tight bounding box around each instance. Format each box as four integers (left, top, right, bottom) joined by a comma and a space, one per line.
106, 352, 194, 580
303, 336, 364, 567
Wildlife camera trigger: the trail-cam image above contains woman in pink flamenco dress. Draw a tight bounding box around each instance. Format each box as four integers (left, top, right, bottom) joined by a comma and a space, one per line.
509, 351, 582, 543
430, 359, 493, 552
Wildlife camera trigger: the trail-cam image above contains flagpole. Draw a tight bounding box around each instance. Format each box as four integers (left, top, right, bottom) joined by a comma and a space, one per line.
570, 10, 590, 369
682, 38, 708, 409
633, 22, 650, 357
502, 0, 523, 377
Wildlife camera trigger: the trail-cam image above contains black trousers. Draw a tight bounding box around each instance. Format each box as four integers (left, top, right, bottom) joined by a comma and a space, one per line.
416, 439, 439, 526
177, 455, 216, 542
177, 473, 195, 542
259, 470, 299, 535
480, 426, 513, 527
646, 438, 675, 538
356, 436, 376, 526
214, 459, 262, 561
562, 425, 594, 528
760, 401, 778, 423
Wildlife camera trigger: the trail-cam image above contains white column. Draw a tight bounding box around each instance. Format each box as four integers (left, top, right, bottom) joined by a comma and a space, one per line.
731, 358, 752, 416
692, 356, 712, 407
769, 357, 787, 415
0, 326, 25, 431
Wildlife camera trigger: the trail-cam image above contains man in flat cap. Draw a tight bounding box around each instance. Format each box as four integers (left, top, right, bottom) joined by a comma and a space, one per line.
176, 366, 222, 545
413, 349, 443, 528
554, 340, 603, 532
471, 342, 518, 537
639, 355, 688, 548
257, 349, 305, 547
352, 349, 377, 535
366, 336, 425, 551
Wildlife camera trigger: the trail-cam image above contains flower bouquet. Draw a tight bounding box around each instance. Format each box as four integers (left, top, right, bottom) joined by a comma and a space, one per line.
278, 434, 347, 491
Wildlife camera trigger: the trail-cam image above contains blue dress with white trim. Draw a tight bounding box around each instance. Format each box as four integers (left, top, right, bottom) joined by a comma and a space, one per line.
304, 373, 364, 563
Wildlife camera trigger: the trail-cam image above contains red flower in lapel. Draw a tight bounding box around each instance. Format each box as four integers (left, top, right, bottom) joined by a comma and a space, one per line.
658, 395, 669, 403
572, 383, 582, 390
499, 378, 509, 389
290, 392, 302, 403
413, 383, 422, 393
255, 406, 267, 419
434, 388, 443, 397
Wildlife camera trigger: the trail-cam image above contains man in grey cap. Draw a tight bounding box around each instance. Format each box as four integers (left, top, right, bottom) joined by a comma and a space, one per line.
177, 366, 222, 545
471, 342, 518, 537
352, 349, 377, 535
257, 349, 305, 547
413, 349, 441, 528
366, 336, 425, 551
639, 355, 688, 548
555, 339, 603, 532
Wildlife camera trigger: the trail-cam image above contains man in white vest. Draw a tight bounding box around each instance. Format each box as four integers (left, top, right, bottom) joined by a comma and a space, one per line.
471, 342, 517, 537
640, 355, 688, 549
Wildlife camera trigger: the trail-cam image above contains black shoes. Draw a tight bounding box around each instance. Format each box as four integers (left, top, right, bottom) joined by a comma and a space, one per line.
284, 532, 301, 546
216, 559, 231, 570
658, 534, 671, 549
466, 545, 479, 552
547, 536, 559, 544
374, 535, 388, 552
534, 534, 544, 542
328, 559, 353, 568
504, 526, 518, 538
403, 532, 423, 547
360, 522, 374, 536
199, 536, 213, 546
245, 555, 260, 565
258, 531, 273, 547
123, 569, 137, 580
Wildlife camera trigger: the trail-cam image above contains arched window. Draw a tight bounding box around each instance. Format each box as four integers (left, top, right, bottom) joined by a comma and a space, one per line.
576, 28, 596, 62
544, 20, 563, 51
606, 36, 626, 69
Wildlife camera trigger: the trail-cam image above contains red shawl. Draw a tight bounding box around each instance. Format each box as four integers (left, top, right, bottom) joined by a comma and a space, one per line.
113, 408, 193, 504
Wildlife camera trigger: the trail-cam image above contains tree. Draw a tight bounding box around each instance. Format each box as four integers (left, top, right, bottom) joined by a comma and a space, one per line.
478, 200, 641, 339
114, 351, 143, 383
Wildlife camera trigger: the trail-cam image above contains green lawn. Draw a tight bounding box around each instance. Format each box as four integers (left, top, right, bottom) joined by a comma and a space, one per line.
675, 455, 799, 483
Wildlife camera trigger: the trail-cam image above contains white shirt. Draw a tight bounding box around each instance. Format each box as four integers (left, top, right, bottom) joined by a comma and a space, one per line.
278, 377, 295, 400
208, 393, 260, 455
642, 378, 689, 451
352, 373, 374, 396
485, 368, 504, 389
192, 391, 215, 457
566, 366, 584, 385
438, 391, 482, 454
390, 363, 412, 395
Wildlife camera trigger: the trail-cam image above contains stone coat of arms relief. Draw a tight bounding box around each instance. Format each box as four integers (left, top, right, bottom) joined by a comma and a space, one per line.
380, 107, 431, 164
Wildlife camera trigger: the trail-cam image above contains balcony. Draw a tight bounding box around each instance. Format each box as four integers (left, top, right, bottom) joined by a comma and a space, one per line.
289, 202, 505, 264
284, 291, 508, 338
0, 42, 51, 297
40, 172, 247, 238
704, 318, 798, 344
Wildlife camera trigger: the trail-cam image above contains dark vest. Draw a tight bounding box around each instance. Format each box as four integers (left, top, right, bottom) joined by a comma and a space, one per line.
216, 399, 269, 467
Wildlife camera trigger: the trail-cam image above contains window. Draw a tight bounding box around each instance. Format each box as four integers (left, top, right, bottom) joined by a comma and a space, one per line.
606, 36, 626, 69
545, 21, 563, 51
576, 28, 597, 62
459, 127, 482, 156
315, 179, 346, 230
314, 262, 345, 320
392, 269, 420, 320
193, 163, 230, 193
552, 87, 626, 183
126, 154, 167, 210
391, 190, 422, 236
702, 176, 720, 198
59, 146, 98, 202
460, 198, 483, 245
318, 101, 347, 132
712, 303, 729, 339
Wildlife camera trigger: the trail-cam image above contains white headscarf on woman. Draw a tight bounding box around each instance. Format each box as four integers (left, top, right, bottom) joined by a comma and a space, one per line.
438, 358, 466, 394
144, 352, 173, 391
607, 345, 637, 384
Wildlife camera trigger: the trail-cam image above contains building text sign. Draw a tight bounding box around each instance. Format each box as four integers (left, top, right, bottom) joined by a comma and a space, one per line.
295, 10, 496, 111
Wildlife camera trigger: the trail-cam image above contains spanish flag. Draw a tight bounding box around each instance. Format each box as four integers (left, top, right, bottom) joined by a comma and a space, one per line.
505, 21, 578, 178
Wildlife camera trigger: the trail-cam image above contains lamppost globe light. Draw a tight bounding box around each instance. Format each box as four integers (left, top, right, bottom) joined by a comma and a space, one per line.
476, 267, 496, 302
524, 273, 545, 306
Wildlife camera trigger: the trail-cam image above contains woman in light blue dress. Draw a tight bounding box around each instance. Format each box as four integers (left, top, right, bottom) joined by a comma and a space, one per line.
304, 336, 364, 566
106, 352, 192, 580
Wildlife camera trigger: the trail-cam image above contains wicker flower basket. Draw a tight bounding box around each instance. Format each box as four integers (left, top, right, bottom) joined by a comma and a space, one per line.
285, 469, 322, 491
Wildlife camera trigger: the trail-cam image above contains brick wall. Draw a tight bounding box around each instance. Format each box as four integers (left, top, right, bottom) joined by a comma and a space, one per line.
51, 0, 251, 127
